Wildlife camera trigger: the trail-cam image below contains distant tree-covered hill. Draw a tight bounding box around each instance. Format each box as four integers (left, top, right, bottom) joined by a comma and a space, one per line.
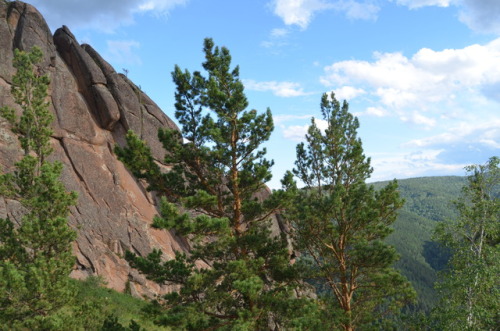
372, 176, 466, 311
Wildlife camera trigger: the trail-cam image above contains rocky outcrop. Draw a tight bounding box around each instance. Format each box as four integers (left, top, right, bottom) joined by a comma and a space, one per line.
0, 1, 288, 297
0, 1, 184, 296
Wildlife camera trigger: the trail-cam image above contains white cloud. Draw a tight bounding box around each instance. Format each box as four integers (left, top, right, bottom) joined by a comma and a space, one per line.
405, 120, 500, 148
353, 106, 391, 118
400, 111, 436, 128
282, 124, 310, 141
281, 118, 328, 141
336, 0, 379, 20
260, 41, 289, 52
332, 86, 365, 100
270, 28, 289, 37
412, 41, 500, 85
27, 0, 189, 32
392, 0, 452, 9
271, 0, 499, 35
269, 0, 380, 29
274, 114, 314, 124
361, 106, 389, 117
394, 121, 499, 178
369, 124, 499, 180
480, 139, 500, 149
244, 79, 310, 97
261, 27, 291, 51
369, 150, 467, 182
315, 118, 329, 131
270, 0, 333, 29
137, 0, 188, 13
106, 40, 142, 65
407, 149, 445, 161
321, 38, 500, 126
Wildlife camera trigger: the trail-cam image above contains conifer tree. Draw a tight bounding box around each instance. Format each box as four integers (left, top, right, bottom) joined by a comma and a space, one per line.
0, 47, 77, 329
433, 156, 499, 330
286, 92, 415, 331
116, 38, 310, 330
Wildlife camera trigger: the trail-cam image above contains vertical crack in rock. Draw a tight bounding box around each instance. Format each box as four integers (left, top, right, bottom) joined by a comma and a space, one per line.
53, 25, 120, 130
58, 137, 102, 208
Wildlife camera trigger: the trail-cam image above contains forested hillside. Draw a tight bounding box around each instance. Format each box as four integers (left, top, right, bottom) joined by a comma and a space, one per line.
374, 176, 466, 311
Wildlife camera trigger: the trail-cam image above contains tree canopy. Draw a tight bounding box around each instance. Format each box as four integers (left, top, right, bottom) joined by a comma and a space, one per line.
286, 92, 416, 331
433, 156, 500, 330
116, 38, 311, 330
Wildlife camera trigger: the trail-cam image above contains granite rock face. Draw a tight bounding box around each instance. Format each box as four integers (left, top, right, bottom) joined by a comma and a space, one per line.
0, 1, 184, 296
0, 1, 289, 297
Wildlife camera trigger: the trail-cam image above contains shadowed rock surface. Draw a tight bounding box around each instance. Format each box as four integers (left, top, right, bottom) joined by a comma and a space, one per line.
0, 1, 288, 297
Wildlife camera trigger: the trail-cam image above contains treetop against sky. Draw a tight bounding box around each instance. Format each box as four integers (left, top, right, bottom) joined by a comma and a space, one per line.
27, 0, 500, 188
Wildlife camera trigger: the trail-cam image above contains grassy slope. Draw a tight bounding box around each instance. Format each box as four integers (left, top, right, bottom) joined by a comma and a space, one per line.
72, 277, 168, 330
373, 176, 465, 311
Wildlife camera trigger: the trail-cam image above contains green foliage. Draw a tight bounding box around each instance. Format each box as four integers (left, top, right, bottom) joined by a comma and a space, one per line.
385, 176, 465, 222
3, 47, 54, 158
71, 277, 159, 331
375, 176, 465, 312
432, 157, 500, 330
0, 47, 77, 329
101, 315, 145, 331
287, 92, 416, 330
116, 38, 310, 330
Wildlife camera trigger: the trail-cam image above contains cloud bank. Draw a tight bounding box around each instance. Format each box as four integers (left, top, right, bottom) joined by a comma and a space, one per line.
321, 38, 500, 126
271, 0, 500, 35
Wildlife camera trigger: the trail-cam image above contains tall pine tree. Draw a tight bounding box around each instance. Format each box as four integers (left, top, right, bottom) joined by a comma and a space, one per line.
286, 92, 415, 331
0, 47, 77, 329
115, 38, 310, 330
433, 157, 499, 330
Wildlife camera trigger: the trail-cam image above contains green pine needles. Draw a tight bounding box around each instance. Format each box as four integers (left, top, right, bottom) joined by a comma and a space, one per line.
116, 38, 310, 330
0, 47, 77, 329
286, 92, 416, 331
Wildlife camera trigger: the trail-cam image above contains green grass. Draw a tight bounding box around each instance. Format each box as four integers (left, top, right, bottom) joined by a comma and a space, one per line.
71, 277, 168, 330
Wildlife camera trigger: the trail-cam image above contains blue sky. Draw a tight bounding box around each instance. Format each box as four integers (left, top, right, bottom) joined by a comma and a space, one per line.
27, 0, 499, 189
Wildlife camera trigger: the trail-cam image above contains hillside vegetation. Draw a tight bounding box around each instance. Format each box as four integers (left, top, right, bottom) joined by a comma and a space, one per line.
375, 176, 466, 311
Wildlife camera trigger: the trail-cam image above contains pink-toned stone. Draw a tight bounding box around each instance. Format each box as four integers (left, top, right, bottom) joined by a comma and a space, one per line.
0, 1, 184, 297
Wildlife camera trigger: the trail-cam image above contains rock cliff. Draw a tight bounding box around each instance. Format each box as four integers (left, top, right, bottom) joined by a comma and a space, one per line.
0, 1, 187, 296
0, 1, 287, 297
